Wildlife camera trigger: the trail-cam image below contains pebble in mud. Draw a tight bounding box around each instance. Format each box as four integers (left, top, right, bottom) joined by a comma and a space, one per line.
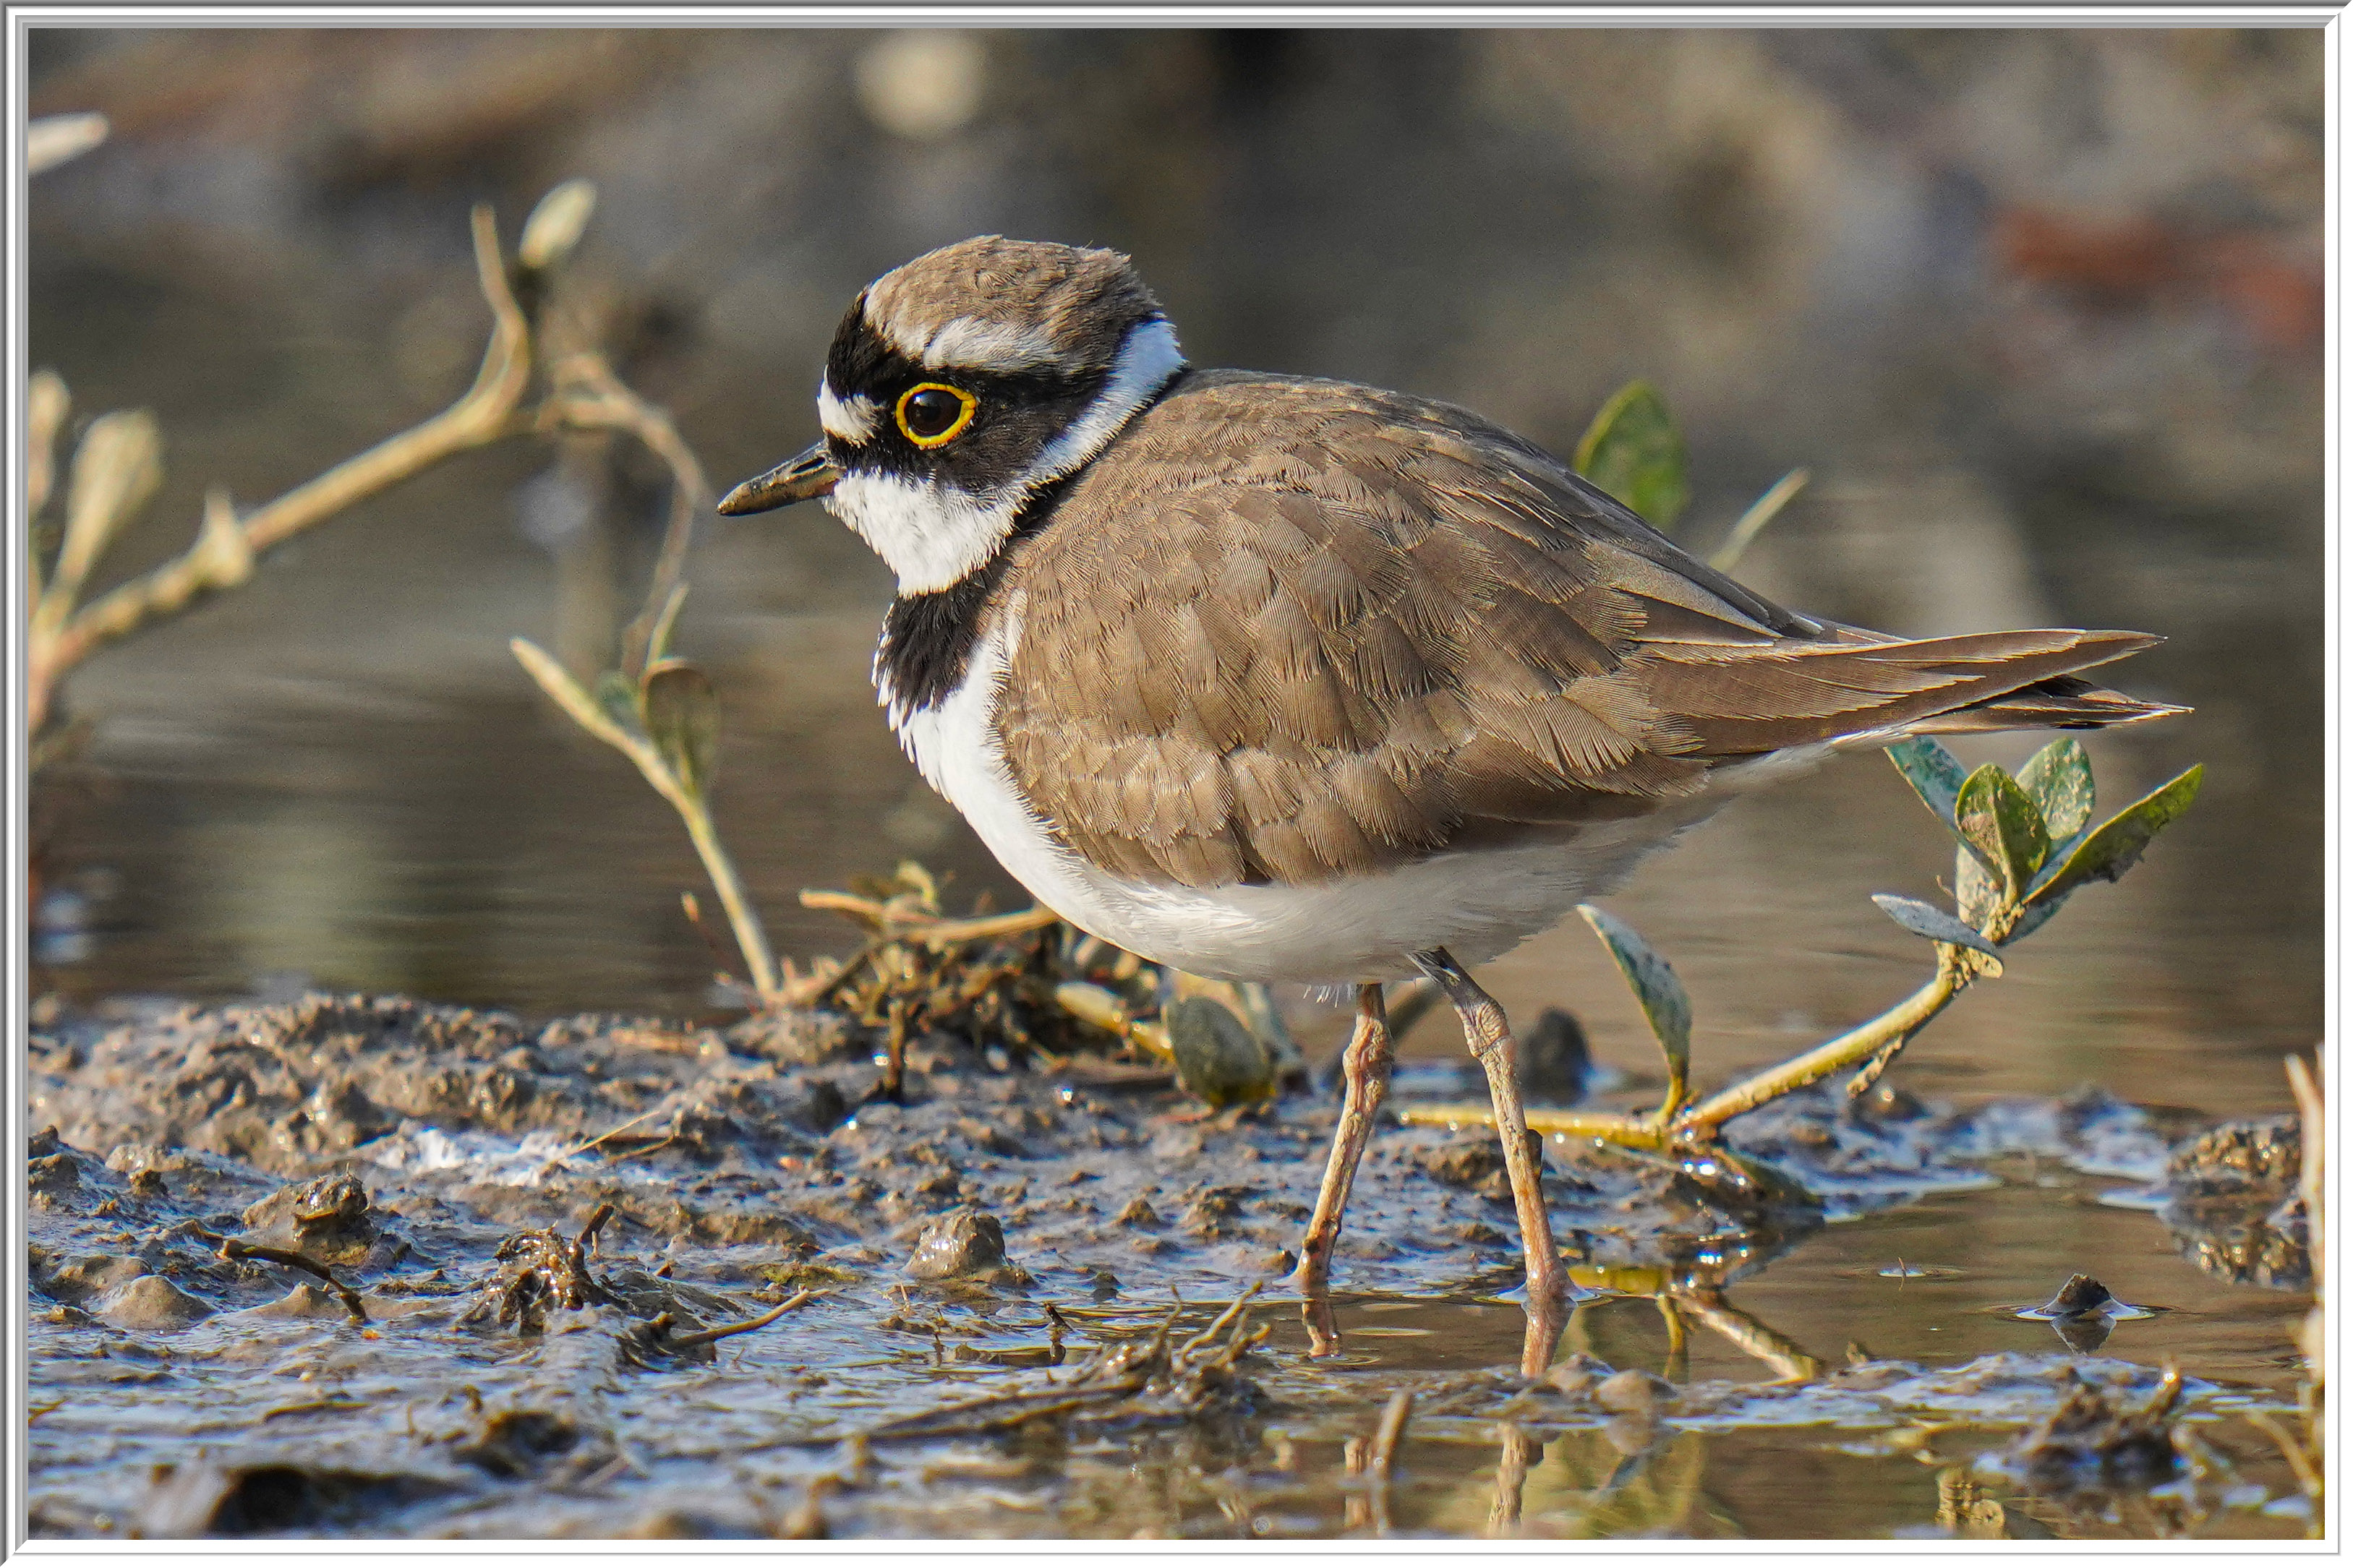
1542, 1353, 1615, 1398
1414, 1139, 1513, 1203
94, 1274, 215, 1330
1594, 1368, 1677, 1416
239, 1173, 396, 1269
244, 1284, 354, 1321
905, 1209, 1007, 1280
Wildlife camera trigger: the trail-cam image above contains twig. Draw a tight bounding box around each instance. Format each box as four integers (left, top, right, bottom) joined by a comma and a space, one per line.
1673, 953, 1969, 1134
27, 112, 108, 176
191, 1227, 368, 1325
864, 1387, 1138, 1443
511, 635, 781, 1001
261, 1397, 370, 1422
30, 205, 536, 739
1177, 1282, 1262, 1360
782, 944, 876, 1008
1709, 467, 1809, 574
1393, 950, 1973, 1147
665, 1288, 815, 1349
799, 888, 1063, 948
1370, 1389, 1414, 1478
537, 349, 712, 680
1673, 1290, 1820, 1382
546, 1110, 667, 1173
598, 1134, 677, 1166
576, 1201, 618, 1250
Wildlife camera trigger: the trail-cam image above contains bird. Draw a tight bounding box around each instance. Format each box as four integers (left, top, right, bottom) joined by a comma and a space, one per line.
718, 235, 2180, 1355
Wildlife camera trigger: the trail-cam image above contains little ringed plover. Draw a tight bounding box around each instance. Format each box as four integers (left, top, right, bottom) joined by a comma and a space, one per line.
719, 236, 2181, 1361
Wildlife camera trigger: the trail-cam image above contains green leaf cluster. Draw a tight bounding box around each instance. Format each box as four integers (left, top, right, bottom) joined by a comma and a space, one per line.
1881, 735, 2201, 953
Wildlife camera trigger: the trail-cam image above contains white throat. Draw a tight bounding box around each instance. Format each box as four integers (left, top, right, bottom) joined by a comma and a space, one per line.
824, 316, 1186, 594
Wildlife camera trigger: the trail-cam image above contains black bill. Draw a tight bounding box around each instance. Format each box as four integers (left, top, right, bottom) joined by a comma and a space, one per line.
716, 441, 840, 515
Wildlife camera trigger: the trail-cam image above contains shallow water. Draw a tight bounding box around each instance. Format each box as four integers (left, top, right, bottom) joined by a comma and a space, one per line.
22, 990, 2317, 1541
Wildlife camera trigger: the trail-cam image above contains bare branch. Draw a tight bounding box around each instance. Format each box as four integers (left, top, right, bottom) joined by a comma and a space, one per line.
36, 204, 537, 730
538, 349, 713, 680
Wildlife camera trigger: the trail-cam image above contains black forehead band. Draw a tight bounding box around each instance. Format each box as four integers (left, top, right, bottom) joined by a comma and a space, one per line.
824, 301, 1157, 408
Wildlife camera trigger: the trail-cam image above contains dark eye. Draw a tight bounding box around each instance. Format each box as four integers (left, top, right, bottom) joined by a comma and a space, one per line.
895, 382, 978, 447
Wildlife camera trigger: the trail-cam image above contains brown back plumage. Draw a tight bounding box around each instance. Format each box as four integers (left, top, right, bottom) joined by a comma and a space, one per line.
993, 369, 2174, 888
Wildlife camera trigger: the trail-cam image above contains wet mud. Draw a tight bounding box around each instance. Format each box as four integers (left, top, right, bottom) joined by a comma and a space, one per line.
25, 992, 2315, 1540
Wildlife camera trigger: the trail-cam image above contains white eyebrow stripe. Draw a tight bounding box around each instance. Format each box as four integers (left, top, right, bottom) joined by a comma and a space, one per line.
818, 381, 881, 443
916, 315, 1067, 371
868, 296, 1073, 373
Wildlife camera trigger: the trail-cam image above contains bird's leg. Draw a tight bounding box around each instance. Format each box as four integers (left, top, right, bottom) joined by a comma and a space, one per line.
1487, 1422, 1539, 1538
1292, 982, 1392, 1351
1413, 948, 1568, 1376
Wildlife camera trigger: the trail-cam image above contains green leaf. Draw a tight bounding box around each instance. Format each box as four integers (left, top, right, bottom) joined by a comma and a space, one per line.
2027, 765, 2203, 908
1871, 894, 2002, 960
641, 659, 719, 796
1164, 996, 1275, 1109
2004, 896, 2065, 944
2017, 737, 2096, 849
1955, 841, 2003, 931
1571, 381, 1689, 531
1578, 904, 1692, 1114
1956, 764, 2049, 899
1885, 737, 1970, 832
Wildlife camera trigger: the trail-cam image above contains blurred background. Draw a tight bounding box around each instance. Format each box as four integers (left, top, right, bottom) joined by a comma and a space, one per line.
27, 27, 2323, 1115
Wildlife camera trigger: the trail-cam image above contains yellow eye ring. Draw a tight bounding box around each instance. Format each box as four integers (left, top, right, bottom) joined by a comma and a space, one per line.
894, 382, 978, 447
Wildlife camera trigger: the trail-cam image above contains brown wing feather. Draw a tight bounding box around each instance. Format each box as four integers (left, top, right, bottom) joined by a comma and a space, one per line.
994, 370, 2172, 888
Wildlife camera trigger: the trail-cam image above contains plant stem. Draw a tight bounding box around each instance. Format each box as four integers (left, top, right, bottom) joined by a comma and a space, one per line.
1393, 948, 1975, 1148
1392, 1102, 1662, 1143
675, 787, 782, 1003
1670, 954, 1966, 1136
511, 637, 781, 1004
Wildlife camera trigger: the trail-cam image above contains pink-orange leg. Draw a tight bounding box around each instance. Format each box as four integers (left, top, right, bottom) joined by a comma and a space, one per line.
1292, 983, 1392, 1355
1414, 947, 1568, 1376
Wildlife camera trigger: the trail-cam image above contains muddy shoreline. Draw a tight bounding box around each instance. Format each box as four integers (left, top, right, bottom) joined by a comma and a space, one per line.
25, 990, 2313, 1539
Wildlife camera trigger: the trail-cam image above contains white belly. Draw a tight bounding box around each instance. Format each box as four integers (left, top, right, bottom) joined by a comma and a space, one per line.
881, 621, 1819, 984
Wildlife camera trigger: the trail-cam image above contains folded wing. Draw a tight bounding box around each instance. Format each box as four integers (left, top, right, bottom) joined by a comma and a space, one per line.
995, 371, 2179, 888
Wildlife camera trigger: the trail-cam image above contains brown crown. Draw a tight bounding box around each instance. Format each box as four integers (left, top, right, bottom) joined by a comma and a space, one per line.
861, 236, 1163, 374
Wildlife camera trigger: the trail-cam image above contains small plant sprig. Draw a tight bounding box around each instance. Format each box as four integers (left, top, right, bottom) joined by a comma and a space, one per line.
1572, 379, 1809, 573
511, 594, 781, 1003
1402, 736, 2203, 1152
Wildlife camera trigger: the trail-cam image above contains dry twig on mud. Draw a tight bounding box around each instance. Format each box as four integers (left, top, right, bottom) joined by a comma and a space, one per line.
189, 1226, 369, 1325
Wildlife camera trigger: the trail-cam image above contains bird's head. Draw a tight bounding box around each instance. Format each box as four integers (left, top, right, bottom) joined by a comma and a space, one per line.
718, 236, 1186, 594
